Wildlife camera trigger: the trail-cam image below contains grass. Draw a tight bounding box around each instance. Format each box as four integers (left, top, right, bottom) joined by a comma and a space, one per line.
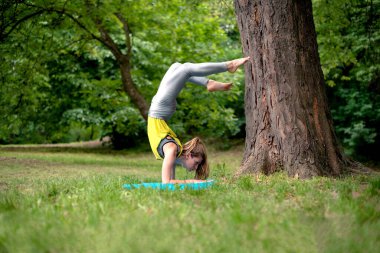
0, 144, 379, 253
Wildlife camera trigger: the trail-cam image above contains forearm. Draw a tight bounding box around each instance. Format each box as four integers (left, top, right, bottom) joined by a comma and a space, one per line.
162, 155, 176, 183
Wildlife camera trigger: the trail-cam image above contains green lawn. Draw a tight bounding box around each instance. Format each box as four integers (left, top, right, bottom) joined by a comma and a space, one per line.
0, 144, 379, 253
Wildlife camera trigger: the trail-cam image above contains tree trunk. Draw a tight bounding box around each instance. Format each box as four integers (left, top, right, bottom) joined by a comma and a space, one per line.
119, 56, 149, 120
234, 0, 359, 178
96, 21, 149, 120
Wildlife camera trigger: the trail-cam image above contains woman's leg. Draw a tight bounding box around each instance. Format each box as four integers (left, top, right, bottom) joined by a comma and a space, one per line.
188, 57, 251, 90
226, 57, 250, 73
180, 57, 250, 77
188, 76, 233, 91
188, 76, 209, 86
160, 62, 228, 88
162, 57, 250, 88
181, 62, 229, 77
206, 79, 233, 91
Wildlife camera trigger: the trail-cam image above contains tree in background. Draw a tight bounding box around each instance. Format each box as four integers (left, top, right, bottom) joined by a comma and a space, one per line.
2, 0, 377, 162
234, 0, 367, 178
0, 0, 243, 146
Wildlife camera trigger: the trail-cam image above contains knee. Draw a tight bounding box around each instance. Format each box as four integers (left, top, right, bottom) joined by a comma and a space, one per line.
181, 62, 193, 74
171, 62, 181, 68
182, 62, 192, 69
168, 62, 182, 73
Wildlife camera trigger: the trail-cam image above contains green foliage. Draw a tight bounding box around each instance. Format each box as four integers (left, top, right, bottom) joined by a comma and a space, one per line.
3, 0, 378, 163
327, 83, 380, 159
172, 78, 243, 140
0, 147, 379, 252
313, 0, 380, 84
0, 0, 243, 147
313, 0, 380, 161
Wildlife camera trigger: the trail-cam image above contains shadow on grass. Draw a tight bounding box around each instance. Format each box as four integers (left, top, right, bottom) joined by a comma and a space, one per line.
0, 141, 151, 155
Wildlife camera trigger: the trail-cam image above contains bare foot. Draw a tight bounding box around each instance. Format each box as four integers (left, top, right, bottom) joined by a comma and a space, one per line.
227, 57, 250, 73
207, 80, 232, 92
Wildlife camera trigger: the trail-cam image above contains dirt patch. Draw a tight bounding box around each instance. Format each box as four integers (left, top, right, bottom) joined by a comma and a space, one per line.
0, 156, 57, 168
0, 157, 18, 162
26, 139, 109, 148
0, 138, 115, 155
1, 138, 110, 149
0, 181, 9, 191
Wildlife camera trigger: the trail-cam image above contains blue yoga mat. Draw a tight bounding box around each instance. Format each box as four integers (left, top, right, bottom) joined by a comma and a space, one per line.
123, 180, 215, 191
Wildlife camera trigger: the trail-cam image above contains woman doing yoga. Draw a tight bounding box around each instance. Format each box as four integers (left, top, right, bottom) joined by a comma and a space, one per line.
147, 57, 250, 183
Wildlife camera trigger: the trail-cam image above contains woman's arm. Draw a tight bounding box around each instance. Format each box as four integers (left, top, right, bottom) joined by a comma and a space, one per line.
161, 142, 177, 183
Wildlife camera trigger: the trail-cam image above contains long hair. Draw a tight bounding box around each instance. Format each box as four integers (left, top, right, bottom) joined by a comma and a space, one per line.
182, 137, 209, 179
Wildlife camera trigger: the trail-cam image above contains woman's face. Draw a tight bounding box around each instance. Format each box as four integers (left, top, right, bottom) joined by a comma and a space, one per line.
183, 154, 203, 172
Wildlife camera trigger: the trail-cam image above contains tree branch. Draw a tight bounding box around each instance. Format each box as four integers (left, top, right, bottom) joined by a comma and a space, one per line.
115, 13, 132, 57
1, 9, 45, 42
61, 12, 99, 40
95, 20, 124, 60
0, 2, 106, 47
2, 1, 130, 63
80, 0, 124, 61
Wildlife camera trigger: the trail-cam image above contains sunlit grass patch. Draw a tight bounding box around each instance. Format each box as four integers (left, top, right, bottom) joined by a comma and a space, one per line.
0, 145, 379, 253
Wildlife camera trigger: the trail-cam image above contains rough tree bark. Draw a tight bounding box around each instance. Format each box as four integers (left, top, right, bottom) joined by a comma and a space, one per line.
234, 0, 362, 178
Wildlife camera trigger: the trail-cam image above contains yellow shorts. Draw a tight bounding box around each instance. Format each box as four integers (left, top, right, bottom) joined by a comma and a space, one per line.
147, 117, 182, 160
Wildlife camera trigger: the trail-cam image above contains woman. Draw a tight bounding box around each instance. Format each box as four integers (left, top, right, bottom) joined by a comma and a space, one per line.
147, 57, 250, 183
